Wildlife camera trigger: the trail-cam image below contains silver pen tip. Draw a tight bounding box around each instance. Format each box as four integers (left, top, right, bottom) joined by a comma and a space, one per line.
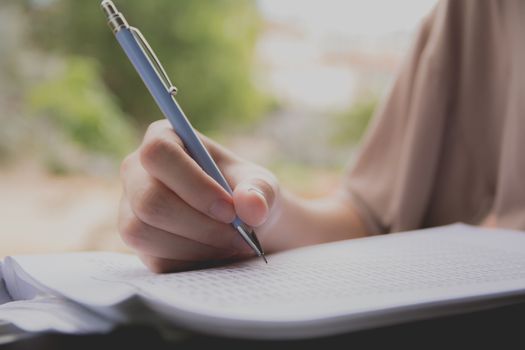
236, 225, 268, 263
249, 231, 268, 264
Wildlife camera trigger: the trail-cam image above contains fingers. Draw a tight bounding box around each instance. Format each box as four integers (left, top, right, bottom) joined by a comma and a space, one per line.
137, 254, 195, 274
197, 132, 240, 166
118, 195, 237, 262
138, 119, 280, 229
232, 174, 279, 228
200, 131, 280, 229
139, 120, 235, 224
120, 119, 282, 272
137, 253, 235, 273
121, 152, 241, 251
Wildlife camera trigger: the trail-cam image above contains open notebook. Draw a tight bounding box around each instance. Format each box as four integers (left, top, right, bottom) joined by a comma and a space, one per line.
1, 224, 525, 339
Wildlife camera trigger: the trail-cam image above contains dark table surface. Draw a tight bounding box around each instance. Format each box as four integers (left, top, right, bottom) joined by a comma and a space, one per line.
2, 301, 524, 350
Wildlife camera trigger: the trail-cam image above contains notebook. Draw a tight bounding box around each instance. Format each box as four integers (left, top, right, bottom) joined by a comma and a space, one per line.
1, 223, 525, 339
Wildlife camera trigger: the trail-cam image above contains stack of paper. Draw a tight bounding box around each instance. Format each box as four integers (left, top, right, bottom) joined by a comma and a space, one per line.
1, 224, 524, 339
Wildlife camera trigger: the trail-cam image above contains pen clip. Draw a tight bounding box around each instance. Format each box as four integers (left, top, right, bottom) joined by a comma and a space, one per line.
130, 27, 178, 96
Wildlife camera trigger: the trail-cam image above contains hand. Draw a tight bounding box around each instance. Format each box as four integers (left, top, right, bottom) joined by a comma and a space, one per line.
118, 120, 280, 273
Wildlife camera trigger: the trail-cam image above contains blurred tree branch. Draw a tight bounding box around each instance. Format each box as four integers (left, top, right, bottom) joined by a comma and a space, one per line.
23, 0, 269, 131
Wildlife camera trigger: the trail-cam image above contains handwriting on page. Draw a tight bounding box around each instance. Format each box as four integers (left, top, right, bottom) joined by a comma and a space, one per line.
85, 234, 525, 308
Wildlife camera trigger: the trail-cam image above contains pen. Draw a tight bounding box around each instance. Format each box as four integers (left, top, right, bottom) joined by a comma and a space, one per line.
101, 0, 267, 263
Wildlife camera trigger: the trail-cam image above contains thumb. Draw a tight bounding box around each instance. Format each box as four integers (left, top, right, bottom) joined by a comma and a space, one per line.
232, 177, 277, 228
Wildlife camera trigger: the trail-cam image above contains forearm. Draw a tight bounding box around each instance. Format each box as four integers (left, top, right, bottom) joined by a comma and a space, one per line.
261, 188, 370, 253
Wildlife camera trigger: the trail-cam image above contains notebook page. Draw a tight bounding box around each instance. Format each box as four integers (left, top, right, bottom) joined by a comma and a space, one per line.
0, 263, 12, 305
124, 224, 525, 320
0, 296, 114, 334
0, 260, 114, 334
5, 224, 525, 326
0, 283, 10, 305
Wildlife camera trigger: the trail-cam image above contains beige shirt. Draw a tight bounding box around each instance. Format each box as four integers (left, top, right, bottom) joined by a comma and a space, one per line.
346, 0, 525, 234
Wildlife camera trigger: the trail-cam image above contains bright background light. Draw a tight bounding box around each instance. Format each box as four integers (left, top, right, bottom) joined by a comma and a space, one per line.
256, 0, 436, 109
0, 0, 437, 256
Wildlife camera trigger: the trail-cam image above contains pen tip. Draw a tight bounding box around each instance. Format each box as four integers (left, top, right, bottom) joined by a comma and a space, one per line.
261, 254, 268, 264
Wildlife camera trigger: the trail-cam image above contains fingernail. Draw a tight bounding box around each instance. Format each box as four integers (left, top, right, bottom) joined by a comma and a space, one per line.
248, 187, 269, 225
209, 199, 235, 223
248, 187, 265, 198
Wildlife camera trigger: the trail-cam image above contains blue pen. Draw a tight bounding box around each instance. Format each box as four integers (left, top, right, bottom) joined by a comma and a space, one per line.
101, 0, 267, 263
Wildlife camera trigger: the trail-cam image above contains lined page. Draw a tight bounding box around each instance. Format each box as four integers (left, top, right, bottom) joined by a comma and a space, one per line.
5, 224, 525, 326
113, 224, 525, 320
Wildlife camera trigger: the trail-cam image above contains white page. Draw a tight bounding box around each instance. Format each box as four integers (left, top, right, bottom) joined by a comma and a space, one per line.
1, 260, 114, 334
0, 295, 114, 334
0, 263, 12, 305
0, 282, 11, 305
4, 224, 525, 338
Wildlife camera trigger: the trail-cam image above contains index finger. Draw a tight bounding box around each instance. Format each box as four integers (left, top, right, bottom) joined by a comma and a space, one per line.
139, 120, 236, 224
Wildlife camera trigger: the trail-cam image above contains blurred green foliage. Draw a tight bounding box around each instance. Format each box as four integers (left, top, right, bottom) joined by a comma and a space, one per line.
24, 0, 268, 131
331, 97, 378, 146
30, 56, 136, 159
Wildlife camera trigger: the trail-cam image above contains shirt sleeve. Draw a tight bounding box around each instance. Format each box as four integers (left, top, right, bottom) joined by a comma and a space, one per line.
344, 1, 457, 234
